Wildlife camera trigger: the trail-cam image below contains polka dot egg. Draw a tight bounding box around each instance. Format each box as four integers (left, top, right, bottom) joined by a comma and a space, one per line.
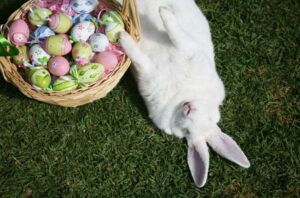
88, 33, 109, 52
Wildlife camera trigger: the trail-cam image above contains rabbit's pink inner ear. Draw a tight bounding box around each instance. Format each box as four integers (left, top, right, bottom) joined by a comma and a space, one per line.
187, 138, 209, 188
207, 128, 250, 168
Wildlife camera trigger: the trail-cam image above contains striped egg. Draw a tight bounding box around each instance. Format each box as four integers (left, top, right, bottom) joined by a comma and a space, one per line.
43, 35, 72, 56
49, 13, 73, 34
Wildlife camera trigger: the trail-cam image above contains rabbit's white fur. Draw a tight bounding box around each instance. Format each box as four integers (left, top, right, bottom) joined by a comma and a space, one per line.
117, 0, 250, 187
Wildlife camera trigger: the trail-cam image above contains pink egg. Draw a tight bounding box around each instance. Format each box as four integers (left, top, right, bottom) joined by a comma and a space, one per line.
48, 56, 70, 76
8, 19, 30, 46
93, 51, 119, 74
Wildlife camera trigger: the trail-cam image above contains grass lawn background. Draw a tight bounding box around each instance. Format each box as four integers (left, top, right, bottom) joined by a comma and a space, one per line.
0, 0, 299, 197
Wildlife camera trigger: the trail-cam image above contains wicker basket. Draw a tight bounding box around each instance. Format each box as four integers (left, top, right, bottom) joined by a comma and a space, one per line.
0, 0, 141, 107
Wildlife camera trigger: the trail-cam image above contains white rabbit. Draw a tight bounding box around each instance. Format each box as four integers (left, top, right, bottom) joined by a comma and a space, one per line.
117, 0, 250, 187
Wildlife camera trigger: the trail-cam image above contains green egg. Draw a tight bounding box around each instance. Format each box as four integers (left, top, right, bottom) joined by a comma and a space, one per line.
78, 63, 104, 85
105, 23, 125, 43
101, 11, 124, 28
13, 45, 29, 66
28, 8, 52, 27
72, 42, 93, 65
52, 76, 78, 92
28, 68, 51, 89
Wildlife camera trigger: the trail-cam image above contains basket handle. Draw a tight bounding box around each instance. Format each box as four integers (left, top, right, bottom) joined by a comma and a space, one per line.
121, 0, 141, 42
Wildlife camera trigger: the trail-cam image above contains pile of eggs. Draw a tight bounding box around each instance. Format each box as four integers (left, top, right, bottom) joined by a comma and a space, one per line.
8, 0, 125, 92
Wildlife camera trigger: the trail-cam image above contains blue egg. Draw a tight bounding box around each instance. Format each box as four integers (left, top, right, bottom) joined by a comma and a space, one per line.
72, 13, 94, 25
71, 0, 98, 14
34, 26, 55, 41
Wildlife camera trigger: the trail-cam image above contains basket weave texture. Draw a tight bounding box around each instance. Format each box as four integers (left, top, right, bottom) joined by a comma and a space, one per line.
0, 0, 141, 107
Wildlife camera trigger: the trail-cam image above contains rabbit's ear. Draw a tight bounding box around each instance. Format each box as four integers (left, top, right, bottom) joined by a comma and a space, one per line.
207, 127, 250, 168
187, 138, 209, 188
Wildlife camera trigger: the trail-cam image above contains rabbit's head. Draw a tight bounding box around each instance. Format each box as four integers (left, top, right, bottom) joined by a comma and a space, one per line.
171, 101, 250, 187
171, 101, 220, 138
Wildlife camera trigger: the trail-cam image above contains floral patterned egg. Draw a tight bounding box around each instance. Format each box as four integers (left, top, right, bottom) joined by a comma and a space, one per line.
72, 13, 93, 25
49, 13, 73, 34
88, 33, 109, 52
52, 75, 78, 92
8, 19, 30, 46
28, 8, 52, 27
43, 35, 72, 56
28, 68, 51, 89
13, 45, 30, 67
70, 21, 96, 42
77, 63, 104, 85
29, 44, 50, 66
72, 42, 93, 65
71, 0, 98, 14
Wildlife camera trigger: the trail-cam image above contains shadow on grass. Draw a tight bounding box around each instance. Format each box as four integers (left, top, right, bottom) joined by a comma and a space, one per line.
0, 76, 27, 100
118, 71, 150, 121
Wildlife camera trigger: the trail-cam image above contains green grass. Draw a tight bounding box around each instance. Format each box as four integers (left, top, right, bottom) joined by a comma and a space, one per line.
0, 0, 299, 197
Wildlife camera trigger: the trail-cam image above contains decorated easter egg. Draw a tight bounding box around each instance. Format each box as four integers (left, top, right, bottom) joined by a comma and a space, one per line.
52, 76, 78, 92
77, 63, 104, 84
49, 13, 73, 34
33, 26, 55, 42
8, 19, 30, 46
28, 68, 51, 88
93, 51, 119, 74
28, 8, 52, 27
72, 13, 93, 25
88, 33, 109, 52
72, 42, 93, 65
43, 35, 72, 56
101, 11, 124, 28
48, 56, 70, 76
71, 0, 98, 14
13, 45, 30, 67
105, 23, 124, 43
70, 21, 95, 42
30, 44, 50, 66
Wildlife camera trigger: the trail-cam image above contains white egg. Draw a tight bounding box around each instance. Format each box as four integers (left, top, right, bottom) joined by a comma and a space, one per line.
29, 44, 51, 66
70, 21, 96, 42
88, 33, 109, 52
71, 0, 98, 14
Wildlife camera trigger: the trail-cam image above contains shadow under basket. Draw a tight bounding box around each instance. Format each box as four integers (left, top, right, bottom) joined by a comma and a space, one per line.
0, 0, 141, 107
